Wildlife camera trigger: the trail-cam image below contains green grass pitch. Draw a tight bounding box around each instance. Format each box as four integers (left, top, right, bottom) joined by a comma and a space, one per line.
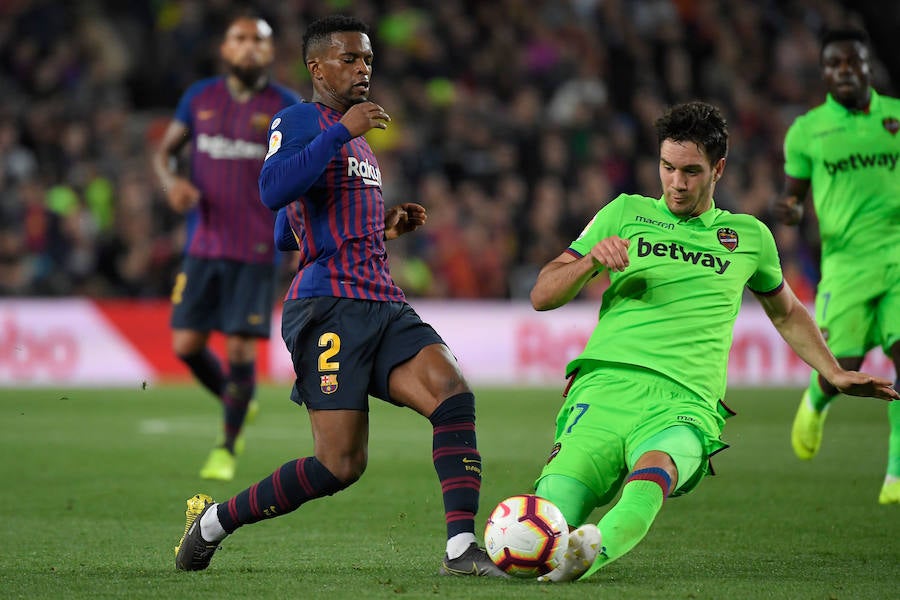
1, 384, 897, 599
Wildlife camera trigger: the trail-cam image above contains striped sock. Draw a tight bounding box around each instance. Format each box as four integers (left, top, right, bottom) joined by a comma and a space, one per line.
430, 393, 481, 540
216, 456, 347, 533
221, 362, 255, 453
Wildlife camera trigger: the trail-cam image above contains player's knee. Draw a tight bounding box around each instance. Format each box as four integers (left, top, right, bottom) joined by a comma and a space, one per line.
225, 336, 257, 363
417, 344, 471, 398
319, 450, 367, 484
173, 333, 205, 358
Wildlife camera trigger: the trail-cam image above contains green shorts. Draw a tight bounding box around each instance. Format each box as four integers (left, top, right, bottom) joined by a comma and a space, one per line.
816, 258, 900, 357
536, 362, 730, 507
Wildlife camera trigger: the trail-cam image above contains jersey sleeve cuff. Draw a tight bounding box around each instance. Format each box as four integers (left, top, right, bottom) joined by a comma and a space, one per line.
748, 279, 784, 296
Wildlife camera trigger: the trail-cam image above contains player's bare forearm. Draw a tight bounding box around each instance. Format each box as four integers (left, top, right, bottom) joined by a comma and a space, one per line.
151, 151, 174, 191
530, 254, 597, 311
758, 285, 898, 401
152, 120, 190, 190
759, 285, 841, 379
532, 237, 629, 311
152, 120, 199, 212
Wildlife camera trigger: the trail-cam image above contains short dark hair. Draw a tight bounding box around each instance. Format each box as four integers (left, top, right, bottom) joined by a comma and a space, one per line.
819, 28, 869, 62
302, 15, 369, 62
655, 101, 728, 164
821, 28, 869, 49
223, 8, 273, 37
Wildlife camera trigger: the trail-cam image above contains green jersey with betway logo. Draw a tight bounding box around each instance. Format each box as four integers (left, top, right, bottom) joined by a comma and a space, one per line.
784, 90, 900, 263
566, 194, 783, 403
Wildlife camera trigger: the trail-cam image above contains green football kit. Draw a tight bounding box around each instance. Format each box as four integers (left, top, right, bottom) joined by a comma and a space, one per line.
536, 193, 784, 523
783, 90, 900, 357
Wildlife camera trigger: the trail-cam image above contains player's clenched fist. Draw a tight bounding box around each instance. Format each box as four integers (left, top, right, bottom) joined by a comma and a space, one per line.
384, 203, 427, 240
589, 236, 630, 272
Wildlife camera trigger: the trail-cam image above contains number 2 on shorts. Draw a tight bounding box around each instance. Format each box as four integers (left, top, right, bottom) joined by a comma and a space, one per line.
318, 332, 341, 371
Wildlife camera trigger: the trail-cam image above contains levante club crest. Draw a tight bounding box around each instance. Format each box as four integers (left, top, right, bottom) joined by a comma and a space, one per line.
883, 117, 900, 135
320, 374, 338, 394
717, 227, 739, 252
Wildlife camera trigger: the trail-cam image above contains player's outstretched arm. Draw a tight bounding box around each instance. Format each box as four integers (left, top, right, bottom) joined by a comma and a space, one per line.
755, 283, 898, 401
259, 120, 352, 210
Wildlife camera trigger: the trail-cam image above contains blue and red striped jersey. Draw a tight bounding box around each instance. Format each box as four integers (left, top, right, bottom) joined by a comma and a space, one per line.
259, 102, 405, 302
174, 76, 301, 263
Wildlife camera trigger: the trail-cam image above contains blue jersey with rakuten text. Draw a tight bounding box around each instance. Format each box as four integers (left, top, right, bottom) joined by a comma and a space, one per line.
175, 76, 300, 263
258, 102, 404, 302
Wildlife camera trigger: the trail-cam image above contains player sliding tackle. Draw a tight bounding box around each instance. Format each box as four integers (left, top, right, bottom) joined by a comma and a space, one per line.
525, 101, 897, 582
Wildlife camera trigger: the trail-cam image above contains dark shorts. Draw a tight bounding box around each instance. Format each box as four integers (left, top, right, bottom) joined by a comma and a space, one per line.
170, 256, 275, 338
281, 297, 445, 410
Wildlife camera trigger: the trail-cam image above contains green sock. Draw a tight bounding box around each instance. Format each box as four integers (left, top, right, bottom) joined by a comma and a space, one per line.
807, 372, 834, 412
583, 479, 664, 578
887, 399, 900, 478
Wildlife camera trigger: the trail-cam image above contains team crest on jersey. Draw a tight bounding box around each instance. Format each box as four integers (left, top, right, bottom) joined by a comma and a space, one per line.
883, 117, 900, 135
265, 130, 282, 160
320, 374, 338, 394
717, 227, 739, 252
251, 112, 272, 132
546, 442, 561, 465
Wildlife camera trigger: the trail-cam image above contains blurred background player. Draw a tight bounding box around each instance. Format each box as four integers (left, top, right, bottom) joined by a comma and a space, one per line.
527, 101, 898, 582
775, 28, 900, 504
151, 11, 301, 481
173, 15, 505, 577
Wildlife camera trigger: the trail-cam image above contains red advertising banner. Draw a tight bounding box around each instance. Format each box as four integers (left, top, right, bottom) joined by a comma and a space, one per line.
0, 299, 893, 388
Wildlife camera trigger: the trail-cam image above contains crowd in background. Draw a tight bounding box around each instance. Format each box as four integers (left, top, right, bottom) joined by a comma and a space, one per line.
0, 0, 897, 301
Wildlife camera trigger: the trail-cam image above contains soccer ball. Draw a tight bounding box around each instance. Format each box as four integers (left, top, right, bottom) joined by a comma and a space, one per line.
484, 494, 569, 578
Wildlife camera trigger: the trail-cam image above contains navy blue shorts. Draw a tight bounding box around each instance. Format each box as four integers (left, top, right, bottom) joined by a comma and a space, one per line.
281, 297, 445, 410
170, 256, 275, 338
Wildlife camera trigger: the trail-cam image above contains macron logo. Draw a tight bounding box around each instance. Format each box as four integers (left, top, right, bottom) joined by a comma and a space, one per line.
347, 156, 381, 186
636, 237, 731, 275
